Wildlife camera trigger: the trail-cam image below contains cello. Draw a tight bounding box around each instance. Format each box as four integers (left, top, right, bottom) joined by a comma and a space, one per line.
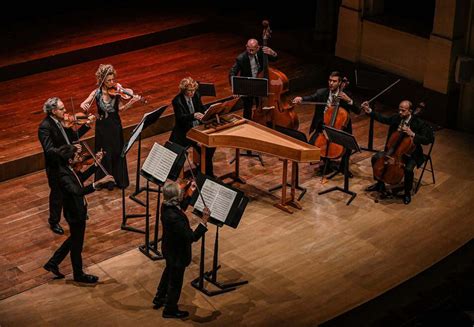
314, 77, 350, 160
252, 20, 299, 130
372, 120, 416, 185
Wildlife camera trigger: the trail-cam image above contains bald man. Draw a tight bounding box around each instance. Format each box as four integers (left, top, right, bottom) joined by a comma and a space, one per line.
229, 38, 278, 120
361, 100, 434, 204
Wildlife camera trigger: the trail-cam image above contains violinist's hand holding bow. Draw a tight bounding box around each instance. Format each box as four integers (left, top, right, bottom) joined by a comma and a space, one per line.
292, 96, 303, 104
201, 207, 210, 226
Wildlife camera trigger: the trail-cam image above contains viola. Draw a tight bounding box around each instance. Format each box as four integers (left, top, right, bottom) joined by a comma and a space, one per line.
313, 77, 350, 160
108, 82, 147, 104
252, 20, 299, 130
62, 112, 95, 128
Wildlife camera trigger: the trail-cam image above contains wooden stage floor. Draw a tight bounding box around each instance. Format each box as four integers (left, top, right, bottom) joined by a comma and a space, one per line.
0, 102, 473, 325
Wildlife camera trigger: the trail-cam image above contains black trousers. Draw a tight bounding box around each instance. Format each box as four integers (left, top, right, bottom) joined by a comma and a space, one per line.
46, 167, 63, 225
371, 152, 417, 195
47, 220, 86, 277
241, 96, 258, 120
155, 264, 186, 311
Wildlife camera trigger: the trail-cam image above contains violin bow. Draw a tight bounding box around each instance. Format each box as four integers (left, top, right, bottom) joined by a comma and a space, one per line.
81, 141, 110, 177
183, 149, 208, 210
366, 79, 401, 104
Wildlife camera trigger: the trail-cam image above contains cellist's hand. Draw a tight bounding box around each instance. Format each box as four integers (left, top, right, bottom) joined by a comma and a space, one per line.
361, 101, 372, 114
401, 126, 415, 137
338, 92, 352, 104
292, 96, 303, 104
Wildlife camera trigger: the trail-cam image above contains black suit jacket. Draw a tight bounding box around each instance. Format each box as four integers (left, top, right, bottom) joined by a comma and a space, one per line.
38, 116, 90, 169
169, 92, 206, 147
161, 205, 207, 267
58, 165, 97, 223
370, 111, 434, 166
229, 49, 278, 79
302, 88, 360, 135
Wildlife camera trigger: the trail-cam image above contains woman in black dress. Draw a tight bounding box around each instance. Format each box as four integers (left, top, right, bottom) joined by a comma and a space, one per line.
80, 64, 140, 190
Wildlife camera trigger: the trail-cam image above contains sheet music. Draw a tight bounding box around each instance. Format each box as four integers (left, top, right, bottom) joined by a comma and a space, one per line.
194, 179, 237, 223
141, 143, 178, 183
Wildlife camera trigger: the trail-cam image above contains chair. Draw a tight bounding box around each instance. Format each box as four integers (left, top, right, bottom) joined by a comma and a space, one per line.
415, 137, 435, 194
268, 125, 309, 200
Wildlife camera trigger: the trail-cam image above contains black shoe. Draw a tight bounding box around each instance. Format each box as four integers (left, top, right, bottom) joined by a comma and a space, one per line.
152, 296, 166, 309
74, 274, 99, 284
162, 309, 189, 319
43, 262, 65, 279
107, 182, 114, 191
403, 194, 411, 205
366, 182, 382, 192
50, 223, 64, 235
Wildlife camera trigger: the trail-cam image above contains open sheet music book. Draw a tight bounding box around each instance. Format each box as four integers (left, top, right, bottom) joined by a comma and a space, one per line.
141, 143, 178, 183
193, 179, 237, 223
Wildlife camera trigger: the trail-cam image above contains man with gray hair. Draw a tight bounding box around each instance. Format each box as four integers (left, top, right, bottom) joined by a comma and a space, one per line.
153, 180, 210, 319
38, 97, 94, 234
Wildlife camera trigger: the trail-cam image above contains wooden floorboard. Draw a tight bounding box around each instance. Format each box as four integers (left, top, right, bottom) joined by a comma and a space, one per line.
0, 97, 473, 325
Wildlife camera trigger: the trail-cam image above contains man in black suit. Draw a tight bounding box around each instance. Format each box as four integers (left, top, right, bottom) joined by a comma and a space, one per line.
169, 77, 216, 177
361, 100, 434, 204
38, 97, 94, 234
292, 71, 360, 175
152, 181, 209, 319
43, 144, 114, 282
229, 38, 278, 120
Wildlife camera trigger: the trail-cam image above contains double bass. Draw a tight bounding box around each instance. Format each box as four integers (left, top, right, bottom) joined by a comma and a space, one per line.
252, 20, 299, 130
372, 120, 416, 185
314, 77, 350, 160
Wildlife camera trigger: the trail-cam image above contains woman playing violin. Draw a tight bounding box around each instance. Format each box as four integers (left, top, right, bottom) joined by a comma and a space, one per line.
80, 64, 140, 190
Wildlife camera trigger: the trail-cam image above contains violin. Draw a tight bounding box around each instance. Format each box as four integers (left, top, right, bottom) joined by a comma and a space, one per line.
108, 82, 147, 104
72, 151, 94, 172
61, 112, 95, 129
179, 179, 196, 199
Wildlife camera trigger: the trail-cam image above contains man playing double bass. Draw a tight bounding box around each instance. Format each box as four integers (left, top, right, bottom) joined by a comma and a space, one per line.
292, 71, 360, 175
361, 100, 434, 204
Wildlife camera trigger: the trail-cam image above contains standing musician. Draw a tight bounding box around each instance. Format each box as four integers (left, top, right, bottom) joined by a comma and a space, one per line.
292, 71, 360, 175
229, 38, 278, 120
80, 64, 141, 190
38, 97, 95, 235
152, 181, 209, 319
361, 100, 434, 204
169, 77, 216, 177
43, 144, 114, 283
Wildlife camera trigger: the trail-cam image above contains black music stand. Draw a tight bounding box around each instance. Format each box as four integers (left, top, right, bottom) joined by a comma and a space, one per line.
230, 76, 269, 166
197, 82, 216, 97
120, 105, 167, 234
190, 174, 249, 296
318, 126, 361, 205
138, 141, 186, 260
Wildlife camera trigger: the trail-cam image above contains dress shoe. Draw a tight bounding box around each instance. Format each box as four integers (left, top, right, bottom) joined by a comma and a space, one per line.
50, 223, 64, 235
162, 308, 189, 319
107, 182, 114, 191
74, 274, 99, 284
403, 194, 411, 205
366, 182, 383, 192
152, 296, 166, 309
43, 262, 65, 278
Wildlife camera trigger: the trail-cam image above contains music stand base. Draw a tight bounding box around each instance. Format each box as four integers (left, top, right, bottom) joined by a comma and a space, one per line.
139, 244, 164, 261
121, 223, 145, 234
129, 186, 159, 207
361, 146, 378, 153
203, 266, 248, 290
319, 186, 357, 205
269, 183, 307, 201
220, 172, 246, 184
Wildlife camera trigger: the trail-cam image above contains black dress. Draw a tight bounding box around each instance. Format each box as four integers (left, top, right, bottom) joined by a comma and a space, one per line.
94, 90, 129, 188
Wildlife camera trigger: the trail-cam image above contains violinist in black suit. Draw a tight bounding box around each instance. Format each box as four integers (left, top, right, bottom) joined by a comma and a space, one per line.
152, 181, 209, 319
38, 97, 95, 235
292, 71, 360, 175
43, 144, 114, 283
361, 100, 434, 204
169, 77, 216, 177
229, 38, 278, 120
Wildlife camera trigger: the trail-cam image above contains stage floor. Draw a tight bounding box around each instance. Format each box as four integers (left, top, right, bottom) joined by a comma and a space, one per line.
0, 104, 473, 325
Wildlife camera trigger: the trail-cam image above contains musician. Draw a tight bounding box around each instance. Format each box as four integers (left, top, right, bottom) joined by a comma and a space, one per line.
169, 77, 216, 177
361, 100, 434, 204
229, 38, 278, 120
152, 181, 209, 319
292, 71, 360, 175
38, 97, 93, 235
80, 64, 140, 190
43, 144, 114, 283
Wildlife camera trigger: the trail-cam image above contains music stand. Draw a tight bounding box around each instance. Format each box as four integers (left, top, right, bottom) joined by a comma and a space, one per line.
138, 141, 186, 260
230, 76, 268, 166
120, 105, 167, 234
318, 126, 361, 205
197, 82, 216, 97
190, 173, 249, 296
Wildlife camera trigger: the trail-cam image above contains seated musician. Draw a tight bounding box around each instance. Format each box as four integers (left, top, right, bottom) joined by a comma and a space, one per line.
361, 100, 434, 204
169, 77, 216, 177
292, 71, 360, 176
